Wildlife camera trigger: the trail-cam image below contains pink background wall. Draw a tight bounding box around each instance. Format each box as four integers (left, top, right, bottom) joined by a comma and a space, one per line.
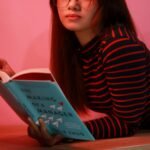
0, 0, 150, 125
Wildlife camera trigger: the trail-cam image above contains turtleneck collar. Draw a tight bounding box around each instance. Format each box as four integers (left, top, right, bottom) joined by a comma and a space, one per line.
76, 35, 100, 59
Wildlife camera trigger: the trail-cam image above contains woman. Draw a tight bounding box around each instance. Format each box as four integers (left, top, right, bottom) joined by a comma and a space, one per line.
1, 0, 150, 146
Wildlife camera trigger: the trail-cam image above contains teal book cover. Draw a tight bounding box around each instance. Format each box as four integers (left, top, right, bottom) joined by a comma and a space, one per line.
0, 69, 95, 141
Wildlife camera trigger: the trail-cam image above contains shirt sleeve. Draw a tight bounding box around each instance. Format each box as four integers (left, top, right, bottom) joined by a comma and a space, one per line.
84, 36, 148, 139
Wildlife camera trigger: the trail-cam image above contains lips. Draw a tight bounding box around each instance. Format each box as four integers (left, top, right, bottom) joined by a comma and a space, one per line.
66, 14, 81, 20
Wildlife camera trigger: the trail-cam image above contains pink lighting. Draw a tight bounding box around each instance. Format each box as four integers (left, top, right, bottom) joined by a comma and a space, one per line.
0, 0, 150, 125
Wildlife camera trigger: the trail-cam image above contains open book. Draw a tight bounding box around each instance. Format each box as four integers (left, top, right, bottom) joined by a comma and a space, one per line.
0, 68, 95, 141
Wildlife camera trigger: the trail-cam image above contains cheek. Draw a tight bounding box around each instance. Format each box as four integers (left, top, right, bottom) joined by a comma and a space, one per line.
57, 8, 67, 25
58, 10, 72, 28
81, 9, 98, 27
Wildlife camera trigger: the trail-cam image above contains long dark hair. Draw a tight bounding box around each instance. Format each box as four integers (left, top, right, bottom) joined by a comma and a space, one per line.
49, 0, 137, 112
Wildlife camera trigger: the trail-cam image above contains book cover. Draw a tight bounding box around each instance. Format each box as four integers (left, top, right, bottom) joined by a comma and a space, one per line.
0, 68, 95, 141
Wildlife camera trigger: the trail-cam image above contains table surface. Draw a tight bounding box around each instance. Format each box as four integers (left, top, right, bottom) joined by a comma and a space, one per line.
0, 125, 150, 150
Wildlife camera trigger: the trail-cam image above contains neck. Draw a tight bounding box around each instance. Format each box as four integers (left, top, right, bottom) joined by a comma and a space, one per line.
75, 29, 98, 47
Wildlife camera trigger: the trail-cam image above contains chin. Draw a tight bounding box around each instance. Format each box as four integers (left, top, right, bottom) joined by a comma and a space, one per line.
62, 21, 82, 30
65, 25, 84, 32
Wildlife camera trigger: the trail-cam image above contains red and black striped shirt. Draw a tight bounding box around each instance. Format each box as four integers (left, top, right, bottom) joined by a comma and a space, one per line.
77, 24, 150, 139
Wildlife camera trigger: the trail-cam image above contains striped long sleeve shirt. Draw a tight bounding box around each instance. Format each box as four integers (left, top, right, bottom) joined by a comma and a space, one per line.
77, 24, 150, 139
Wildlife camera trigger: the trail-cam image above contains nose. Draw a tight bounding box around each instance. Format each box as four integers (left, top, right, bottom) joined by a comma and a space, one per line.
68, 0, 81, 11
68, 0, 79, 5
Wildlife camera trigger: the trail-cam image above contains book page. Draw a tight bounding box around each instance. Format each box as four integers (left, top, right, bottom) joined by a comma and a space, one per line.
11, 68, 55, 81
1, 68, 54, 83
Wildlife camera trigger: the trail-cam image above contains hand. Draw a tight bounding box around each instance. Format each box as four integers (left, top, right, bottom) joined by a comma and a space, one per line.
0, 59, 15, 76
27, 117, 64, 146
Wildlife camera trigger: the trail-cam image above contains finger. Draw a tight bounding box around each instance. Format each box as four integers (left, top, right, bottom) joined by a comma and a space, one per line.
0, 59, 6, 66
0, 59, 6, 69
39, 118, 51, 140
27, 126, 38, 139
38, 118, 54, 146
27, 125, 48, 146
28, 117, 41, 138
0, 59, 15, 76
48, 135, 64, 146
41, 135, 64, 147
3, 64, 15, 76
